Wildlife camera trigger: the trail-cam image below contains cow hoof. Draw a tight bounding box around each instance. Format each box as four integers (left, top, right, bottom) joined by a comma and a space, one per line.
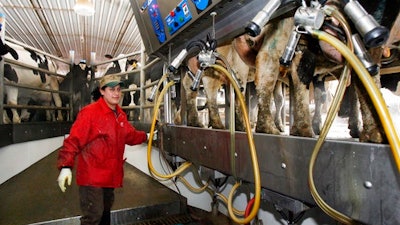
348, 122, 361, 138
359, 128, 386, 144
312, 124, 321, 135
255, 125, 281, 135
209, 121, 225, 129
312, 119, 322, 135
275, 121, 285, 133
187, 121, 205, 128
290, 125, 314, 138
209, 123, 225, 129
3, 118, 11, 124
349, 128, 360, 139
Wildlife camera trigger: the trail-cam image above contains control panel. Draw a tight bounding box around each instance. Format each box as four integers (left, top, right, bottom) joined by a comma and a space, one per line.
165, 0, 192, 35
131, 0, 298, 58
144, 0, 166, 43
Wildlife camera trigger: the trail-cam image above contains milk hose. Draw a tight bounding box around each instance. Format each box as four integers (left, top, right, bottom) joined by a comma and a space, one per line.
177, 176, 210, 193
215, 192, 245, 216
147, 69, 249, 219
307, 28, 400, 224
307, 7, 357, 224
147, 79, 193, 179
149, 74, 217, 199
210, 64, 261, 224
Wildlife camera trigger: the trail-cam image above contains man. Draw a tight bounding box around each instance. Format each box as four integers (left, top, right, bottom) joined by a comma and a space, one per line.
57, 74, 148, 225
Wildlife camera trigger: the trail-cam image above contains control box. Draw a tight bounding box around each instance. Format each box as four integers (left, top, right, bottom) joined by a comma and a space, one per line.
131, 0, 298, 58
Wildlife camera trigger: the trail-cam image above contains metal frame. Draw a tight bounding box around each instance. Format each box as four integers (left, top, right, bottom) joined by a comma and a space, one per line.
161, 125, 400, 224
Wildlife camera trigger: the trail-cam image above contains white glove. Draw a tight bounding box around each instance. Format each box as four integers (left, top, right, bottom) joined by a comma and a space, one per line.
57, 168, 72, 192
146, 130, 158, 141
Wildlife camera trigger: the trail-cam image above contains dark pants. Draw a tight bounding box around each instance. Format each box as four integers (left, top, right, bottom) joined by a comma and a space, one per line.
79, 186, 115, 225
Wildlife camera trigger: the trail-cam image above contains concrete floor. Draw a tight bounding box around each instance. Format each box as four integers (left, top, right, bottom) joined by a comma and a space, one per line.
0, 149, 238, 225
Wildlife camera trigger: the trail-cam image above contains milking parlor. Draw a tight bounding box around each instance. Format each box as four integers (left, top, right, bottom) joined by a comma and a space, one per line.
1, 0, 400, 224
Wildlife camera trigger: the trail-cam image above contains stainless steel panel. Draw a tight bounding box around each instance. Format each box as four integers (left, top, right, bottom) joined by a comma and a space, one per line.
161, 125, 400, 225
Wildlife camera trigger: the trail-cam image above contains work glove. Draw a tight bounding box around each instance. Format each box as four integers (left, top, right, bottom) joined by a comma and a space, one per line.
146, 130, 158, 141
57, 168, 72, 192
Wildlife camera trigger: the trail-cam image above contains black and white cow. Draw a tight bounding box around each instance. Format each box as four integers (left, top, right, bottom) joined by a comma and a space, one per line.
3, 42, 62, 123
59, 61, 91, 121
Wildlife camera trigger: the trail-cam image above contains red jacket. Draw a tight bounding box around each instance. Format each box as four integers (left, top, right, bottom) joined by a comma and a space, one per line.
57, 97, 147, 188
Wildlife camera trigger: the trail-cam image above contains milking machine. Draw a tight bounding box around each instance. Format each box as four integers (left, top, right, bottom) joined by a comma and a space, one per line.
131, 0, 400, 224
276, 0, 400, 223
145, 30, 262, 224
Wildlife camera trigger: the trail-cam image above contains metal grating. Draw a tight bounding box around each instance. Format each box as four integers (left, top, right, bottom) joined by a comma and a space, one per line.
131, 213, 193, 225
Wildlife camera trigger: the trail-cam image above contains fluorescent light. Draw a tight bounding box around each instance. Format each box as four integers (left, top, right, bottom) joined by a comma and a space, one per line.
74, 0, 95, 17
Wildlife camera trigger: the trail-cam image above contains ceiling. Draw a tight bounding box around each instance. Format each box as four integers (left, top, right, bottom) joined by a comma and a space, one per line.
1, 0, 142, 71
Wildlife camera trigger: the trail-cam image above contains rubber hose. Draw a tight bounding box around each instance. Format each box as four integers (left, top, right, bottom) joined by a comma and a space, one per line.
211, 64, 261, 225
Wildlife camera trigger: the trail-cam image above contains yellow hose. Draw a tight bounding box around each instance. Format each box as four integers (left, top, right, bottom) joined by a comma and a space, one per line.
177, 175, 210, 193
147, 80, 193, 179
215, 192, 246, 216
307, 28, 400, 224
210, 64, 261, 225
147, 65, 260, 223
308, 8, 357, 224
309, 65, 355, 224
310, 29, 400, 172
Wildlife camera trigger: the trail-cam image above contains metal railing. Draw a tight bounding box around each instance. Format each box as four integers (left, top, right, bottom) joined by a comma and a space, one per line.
1, 38, 72, 124
91, 48, 165, 123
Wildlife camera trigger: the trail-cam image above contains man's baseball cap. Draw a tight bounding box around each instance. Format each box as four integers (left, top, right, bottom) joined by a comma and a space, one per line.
100, 75, 124, 89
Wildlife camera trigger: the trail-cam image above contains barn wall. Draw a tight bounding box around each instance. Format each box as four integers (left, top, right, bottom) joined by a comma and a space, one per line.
0, 136, 64, 184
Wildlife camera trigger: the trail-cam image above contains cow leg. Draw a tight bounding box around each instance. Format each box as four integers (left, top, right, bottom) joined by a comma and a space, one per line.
356, 47, 386, 143
128, 84, 139, 121
202, 72, 225, 129
231, 59, 251, 132
289, 52, 314, 137
254, 52, 280, 135
273, 80, 285, 132
343, 82, 361, 138
312, 75, 326, 135
6, 86, 21, 123
3, 110, 12, 124
20, 109, 31, 121
49, 80, 63, 121
355, 76, 385, 143
175, 72, 204, 127
354, 74, 385, 143
246, 82, 258, 130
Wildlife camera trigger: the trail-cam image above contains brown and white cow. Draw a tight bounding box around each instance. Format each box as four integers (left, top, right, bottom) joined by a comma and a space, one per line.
175, 0, 398, 144
175, 16, 319, 137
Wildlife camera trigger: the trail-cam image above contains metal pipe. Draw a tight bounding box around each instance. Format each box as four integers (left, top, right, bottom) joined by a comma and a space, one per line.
0, 11, 5, 124
5, 37, 69, 64
139, 42, 146, 121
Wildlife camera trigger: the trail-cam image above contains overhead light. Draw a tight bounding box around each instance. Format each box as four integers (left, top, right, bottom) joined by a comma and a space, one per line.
74, 0, 95, 17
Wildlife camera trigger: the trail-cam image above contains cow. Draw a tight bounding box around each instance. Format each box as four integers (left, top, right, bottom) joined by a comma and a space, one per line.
59, 61, 92, 121
310, 0, 400, 142
175, 0, 399, 144
174, 15, 317, 137
3, 42, 63, 124
174, 41, 287, 132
